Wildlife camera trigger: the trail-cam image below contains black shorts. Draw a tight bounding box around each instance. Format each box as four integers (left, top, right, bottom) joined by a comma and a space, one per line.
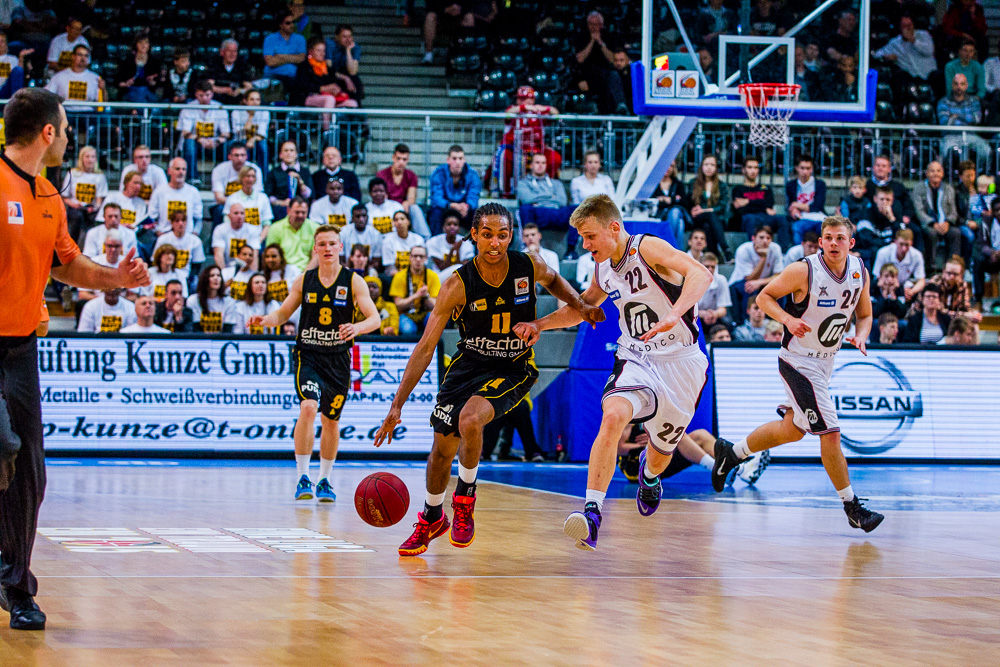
617, 443, 693, 482
293, 347, 351, 421
430, 356, 538, 437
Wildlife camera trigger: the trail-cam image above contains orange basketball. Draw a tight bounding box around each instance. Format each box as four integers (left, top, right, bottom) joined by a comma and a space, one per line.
355, 472, 410, 527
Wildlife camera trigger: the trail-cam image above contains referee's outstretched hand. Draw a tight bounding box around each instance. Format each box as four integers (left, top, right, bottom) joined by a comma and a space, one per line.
117, 248, 152, 288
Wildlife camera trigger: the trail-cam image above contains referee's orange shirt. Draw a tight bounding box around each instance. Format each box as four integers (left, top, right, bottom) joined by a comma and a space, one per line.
0, 154, 81, 336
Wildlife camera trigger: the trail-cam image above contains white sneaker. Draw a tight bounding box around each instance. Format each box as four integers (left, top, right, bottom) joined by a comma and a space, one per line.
736, 450, 770, 485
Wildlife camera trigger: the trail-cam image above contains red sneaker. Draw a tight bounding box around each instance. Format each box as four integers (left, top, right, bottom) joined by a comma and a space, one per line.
398, 512, 450, 556
449, 493, 476, 547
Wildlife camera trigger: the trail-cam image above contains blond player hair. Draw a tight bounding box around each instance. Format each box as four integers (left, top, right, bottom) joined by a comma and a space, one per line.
570, 194, 623, 229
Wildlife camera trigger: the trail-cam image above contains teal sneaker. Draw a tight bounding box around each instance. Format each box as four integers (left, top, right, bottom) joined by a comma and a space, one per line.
295, 475, 314, 500
316, 478, 336, 502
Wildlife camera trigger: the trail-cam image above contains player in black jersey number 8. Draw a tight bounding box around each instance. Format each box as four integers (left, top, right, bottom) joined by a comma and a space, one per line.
374, 204, 603, 556
251, 225, 382, 502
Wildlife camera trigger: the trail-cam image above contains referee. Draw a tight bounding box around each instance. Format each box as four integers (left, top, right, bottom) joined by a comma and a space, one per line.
0, 89, 150, 630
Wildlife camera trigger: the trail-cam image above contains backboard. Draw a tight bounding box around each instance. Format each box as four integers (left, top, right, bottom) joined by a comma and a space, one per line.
632, 0, 876, 122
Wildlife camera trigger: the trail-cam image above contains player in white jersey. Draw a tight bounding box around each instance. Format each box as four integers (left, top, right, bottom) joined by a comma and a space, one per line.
514, 195, 713, 551
712, 216, 884, 533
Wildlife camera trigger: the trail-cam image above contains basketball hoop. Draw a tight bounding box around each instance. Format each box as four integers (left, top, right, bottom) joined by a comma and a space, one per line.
738, 83, 801, 147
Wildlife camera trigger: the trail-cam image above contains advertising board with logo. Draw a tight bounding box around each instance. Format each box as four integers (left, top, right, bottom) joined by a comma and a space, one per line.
712, 344, 1000, 459
38, 335, 439, 453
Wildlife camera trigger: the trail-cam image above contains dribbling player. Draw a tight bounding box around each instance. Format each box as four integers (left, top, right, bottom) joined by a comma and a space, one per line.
374, 204, 602, 555
515, 195, 713, 551
252, 225, 381, 501
712, 215, 884, 532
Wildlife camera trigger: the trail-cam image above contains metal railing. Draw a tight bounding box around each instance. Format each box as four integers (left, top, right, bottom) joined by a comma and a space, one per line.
10, 101, 1000, 198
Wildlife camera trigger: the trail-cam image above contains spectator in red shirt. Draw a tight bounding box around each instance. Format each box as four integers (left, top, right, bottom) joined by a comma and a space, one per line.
495, 86, 562, 196
942, 0, 988, 57
376, 143, 429, 237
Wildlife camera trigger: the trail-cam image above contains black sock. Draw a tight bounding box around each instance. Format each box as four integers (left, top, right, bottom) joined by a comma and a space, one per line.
423, 502, 443, 523
584, 501, 601, 516
455, 478, 477, 497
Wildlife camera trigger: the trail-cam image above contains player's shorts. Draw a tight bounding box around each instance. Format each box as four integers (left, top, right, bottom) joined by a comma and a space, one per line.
602, 345, 708, 455
776, 348, 839, 435
430, 354, 538, 437
293, 347, 351, 421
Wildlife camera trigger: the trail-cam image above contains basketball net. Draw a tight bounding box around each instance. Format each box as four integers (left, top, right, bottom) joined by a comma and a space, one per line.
738, 83, 801, 147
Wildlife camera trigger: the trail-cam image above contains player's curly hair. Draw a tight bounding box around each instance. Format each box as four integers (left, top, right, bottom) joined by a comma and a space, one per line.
471, 202, 513, 230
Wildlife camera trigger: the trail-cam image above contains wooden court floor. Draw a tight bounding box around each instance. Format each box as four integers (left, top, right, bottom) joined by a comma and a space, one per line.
1, 461, 999, 666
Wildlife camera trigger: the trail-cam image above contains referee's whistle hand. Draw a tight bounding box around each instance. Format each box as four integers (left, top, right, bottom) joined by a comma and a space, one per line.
119, 248, 152, 287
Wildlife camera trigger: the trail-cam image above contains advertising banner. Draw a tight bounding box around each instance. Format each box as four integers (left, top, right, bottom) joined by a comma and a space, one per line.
712, 344, 1000, 459
38, 335, 438, 452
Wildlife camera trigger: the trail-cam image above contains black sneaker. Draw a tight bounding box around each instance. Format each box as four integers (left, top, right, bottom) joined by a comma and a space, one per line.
711, 438, 741, 492
1, 587, 46, 630
843, 497, 884, 533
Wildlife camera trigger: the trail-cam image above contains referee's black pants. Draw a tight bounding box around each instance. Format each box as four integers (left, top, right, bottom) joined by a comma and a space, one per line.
0, 335, 46, 597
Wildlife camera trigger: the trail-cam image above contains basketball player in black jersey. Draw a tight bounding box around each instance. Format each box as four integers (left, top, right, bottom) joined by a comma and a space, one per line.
252, 225, 382, 502
374, 204, 603, 556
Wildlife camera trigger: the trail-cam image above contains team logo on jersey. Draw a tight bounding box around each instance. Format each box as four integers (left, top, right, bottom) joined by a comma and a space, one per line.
305, 293, 317, 303
607, 289, 621, 301
624, 301, 659, 339
852, 271, 861, 279
322, 294, 330, 302
335, 286, 348, 300
629, 247, 637, 256
515, 295, 529, 304
817, 313, 850, 347
818, 286, 829, 297
470, 298, 487, 312
805, 409, 819, 425
515, 277, 530, 295
817, 299, 837, 307
495, 297, 506, 306
6, 201, 23, 225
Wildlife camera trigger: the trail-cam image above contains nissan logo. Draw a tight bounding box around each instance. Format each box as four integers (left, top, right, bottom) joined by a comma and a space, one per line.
830, 357, 923, 454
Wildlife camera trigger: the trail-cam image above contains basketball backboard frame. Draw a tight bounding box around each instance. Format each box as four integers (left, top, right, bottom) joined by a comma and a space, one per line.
632, 0, 877, 123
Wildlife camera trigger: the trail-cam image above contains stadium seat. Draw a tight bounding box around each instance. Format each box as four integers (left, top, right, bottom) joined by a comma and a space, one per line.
565, 93, 598, 115
876, 100, 897, 123
537, 54, 568, 74
528, 71, 561, 93
475, 89, 511, 112
493, 53, 526, 73
482, 69, 517, 92
449, 53, 482, 74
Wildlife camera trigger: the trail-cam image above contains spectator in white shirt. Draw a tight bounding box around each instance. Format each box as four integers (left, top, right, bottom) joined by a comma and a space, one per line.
225, 273, 280, 334
521, 222, 560, 277
211, 141, 263, 208
686, 228, 708, 263
874, 16, 938, 83
119, 144, 167, 202
47, 17, 88, 73
261, 243, 302, 303
873, 228, 927, 300
698, 252, 731, 328
222, 244, 258, 300
83, 203, 137, 260
231, 89, 271, 180
729, 224, 784, 324
60, 144, 107, 240
179, 79, 231, 183
45, 44, 103, 111
100, 171, 149, 231
382, 210, 425, 276
0, 31, 31, 98
188, 265, 236, 333
426, 210, 474, 281
784, 230, 819, 265
213, 203, 260, 269
77, 288, 137, 333
142, 244, 188, 300
575, 251, 595, 290
223, 166, 274, 237
340, 204, 383, 271
78, 228, 128, 304
309, 177, 358, 229
365, 176, 405, 234
120, 295, 171, 334
570, 151, 616, 204
153, 211, 206, 283
149, 158, 203, 236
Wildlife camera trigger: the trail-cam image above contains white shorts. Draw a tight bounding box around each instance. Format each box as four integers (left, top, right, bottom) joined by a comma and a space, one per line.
777, 348, 839, 435
602, 345, 708, 455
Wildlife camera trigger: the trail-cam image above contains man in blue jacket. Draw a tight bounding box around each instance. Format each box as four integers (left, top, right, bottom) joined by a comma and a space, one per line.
428, 144, 481, 235
785, 155, 827, 245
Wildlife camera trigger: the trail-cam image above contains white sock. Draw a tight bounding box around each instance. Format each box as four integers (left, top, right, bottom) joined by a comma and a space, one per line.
318, 458, 334, 482
425, 490, 446, 507
733, 439, 753, 460
585, 489, 606, 512
458, 463, 479, 484
698, 453, 715, 469
643, 461, 659, 481
295, 454, 311, 478
837, 484, 855, 503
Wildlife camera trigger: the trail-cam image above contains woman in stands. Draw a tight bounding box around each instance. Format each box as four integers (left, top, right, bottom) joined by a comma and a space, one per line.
295, 36, 357, 129
232, 89, 271, 181
262, 243, 302, 303
651, 159, 688, 245
225, 272, 280, 335
143, 244, 187, 300
117, 32, 161, 104
686, 154, 730, 262
188, 265, 235, 333
61, 145, 108, 243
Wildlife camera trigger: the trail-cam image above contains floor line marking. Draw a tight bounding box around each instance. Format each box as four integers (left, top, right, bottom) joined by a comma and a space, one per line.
33, 574, 1000, 580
